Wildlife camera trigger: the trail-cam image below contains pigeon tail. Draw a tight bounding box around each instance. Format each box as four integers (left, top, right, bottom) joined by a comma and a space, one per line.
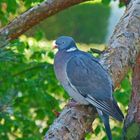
112, 97, 124, 122
86, 95, 124, 122
97, 109, 112, 140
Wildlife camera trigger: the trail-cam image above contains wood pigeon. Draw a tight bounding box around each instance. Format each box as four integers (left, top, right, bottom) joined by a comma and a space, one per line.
53, 36, 124, 140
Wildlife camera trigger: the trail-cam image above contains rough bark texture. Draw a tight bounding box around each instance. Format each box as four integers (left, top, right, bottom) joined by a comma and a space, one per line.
45, 0, 140, 139
100, 0, 140, 87
123, 54, 140, 140
0, 0, 88, 47
45, 104, 96, 140
0, 0, 140, 139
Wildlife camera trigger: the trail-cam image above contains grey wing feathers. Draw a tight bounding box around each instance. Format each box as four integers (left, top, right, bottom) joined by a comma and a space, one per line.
66, 53, 124, 121
66, 54, 112, 100
86, 95, 124, 121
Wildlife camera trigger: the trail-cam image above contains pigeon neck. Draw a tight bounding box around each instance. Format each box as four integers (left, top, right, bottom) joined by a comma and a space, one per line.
66, 47, 77, 52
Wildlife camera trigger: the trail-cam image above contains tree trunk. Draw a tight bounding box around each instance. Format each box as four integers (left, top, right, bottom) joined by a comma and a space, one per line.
0, 0, 140, 139
123, 53, 140, 140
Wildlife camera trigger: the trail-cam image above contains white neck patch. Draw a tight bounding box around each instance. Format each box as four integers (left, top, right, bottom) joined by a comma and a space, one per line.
66, 47, 77, 52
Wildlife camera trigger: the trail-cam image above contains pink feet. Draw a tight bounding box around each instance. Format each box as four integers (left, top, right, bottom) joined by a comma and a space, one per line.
52, 109, 60, 117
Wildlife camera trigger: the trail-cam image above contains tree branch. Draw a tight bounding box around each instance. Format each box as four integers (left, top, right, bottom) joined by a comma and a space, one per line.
45, 0, 140, 139
100, 1, 140, 87
45, 105, 96, 140
0, 0, 89, 48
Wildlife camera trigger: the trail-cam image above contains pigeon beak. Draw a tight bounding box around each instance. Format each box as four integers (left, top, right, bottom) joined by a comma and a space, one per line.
52, 40, 58, 49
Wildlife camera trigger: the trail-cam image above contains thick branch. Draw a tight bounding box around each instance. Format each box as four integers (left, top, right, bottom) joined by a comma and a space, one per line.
45, 105, 96, 140
100, 0, 140, 86
45, 0, 140, 139
0, 0, 89, 47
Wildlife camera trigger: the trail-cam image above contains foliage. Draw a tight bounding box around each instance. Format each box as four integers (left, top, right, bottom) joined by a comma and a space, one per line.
0, 0, 44, 26
0, 0, 130, 140
0, 36, 68, 139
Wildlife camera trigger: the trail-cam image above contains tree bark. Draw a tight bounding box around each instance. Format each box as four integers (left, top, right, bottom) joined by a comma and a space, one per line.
0, 0, 140, 139
45, 0, 140, 139
123, 53, 140, 140
0, 0, 88, 48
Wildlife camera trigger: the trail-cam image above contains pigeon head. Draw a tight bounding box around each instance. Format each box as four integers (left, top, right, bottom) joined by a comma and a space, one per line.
53, 36, 77, 51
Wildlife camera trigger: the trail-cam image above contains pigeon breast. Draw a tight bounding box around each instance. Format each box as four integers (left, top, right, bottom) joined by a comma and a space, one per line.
54, 50, 89, 104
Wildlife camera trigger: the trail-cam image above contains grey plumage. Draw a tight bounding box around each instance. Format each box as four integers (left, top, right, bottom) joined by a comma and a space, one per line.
54, 36, 124, 140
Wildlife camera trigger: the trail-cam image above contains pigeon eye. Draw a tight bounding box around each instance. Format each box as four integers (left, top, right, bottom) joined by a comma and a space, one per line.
62, 41, 65, 44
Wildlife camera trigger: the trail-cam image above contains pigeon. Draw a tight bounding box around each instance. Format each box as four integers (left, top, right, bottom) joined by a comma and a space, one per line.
53, 36, 124, 140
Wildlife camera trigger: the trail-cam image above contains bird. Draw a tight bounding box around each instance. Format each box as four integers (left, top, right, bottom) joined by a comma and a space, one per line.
53, 36, 124, 140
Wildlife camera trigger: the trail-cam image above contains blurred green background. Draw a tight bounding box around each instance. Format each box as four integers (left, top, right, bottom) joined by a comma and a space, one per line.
0, 0, 129, 140
27, 2, 110, 44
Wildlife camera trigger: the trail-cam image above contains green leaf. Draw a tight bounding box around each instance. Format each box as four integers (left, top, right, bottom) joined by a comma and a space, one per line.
102, 0, 111, 5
